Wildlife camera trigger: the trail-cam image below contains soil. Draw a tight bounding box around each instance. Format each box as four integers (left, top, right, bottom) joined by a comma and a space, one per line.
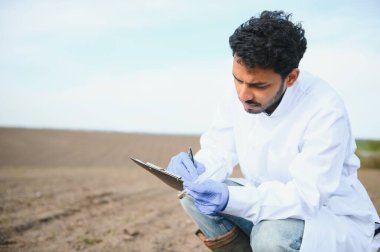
0, 128, 379, 252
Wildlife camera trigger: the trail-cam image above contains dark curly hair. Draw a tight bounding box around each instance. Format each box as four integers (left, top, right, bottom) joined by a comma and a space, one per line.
229, 10, 307, 79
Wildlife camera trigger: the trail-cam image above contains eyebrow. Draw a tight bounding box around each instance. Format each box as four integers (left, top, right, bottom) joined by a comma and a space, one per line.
232, 73, 269, 87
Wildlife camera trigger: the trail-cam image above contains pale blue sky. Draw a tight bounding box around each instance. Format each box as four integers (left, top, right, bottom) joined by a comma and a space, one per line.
1, 0, 379, 138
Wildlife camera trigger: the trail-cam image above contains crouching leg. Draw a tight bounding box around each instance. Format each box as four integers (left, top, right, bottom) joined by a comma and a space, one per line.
180, 195, 252, 252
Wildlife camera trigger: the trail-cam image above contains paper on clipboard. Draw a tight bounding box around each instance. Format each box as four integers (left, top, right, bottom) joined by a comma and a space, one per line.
130, 157, 183, 191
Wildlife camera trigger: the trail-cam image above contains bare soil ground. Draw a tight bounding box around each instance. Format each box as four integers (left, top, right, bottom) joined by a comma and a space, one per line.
0, 128, 379, 252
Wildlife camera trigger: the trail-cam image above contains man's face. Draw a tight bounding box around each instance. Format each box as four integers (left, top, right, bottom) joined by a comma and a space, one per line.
232, 57, 297, 114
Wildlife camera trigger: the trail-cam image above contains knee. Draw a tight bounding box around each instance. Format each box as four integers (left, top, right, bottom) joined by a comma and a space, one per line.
251, 233, 285, 252
250, 219, 304, 251
250, 220, 286, 251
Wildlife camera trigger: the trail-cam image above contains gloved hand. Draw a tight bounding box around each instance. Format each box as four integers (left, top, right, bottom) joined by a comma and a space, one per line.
184, 179, 229, 215
167, 152, 206, 182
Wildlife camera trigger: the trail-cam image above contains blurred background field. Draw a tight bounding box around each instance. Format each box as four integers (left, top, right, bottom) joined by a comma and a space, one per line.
1, 1, 379, 251
0, 127, 379, 252
356, 139, 380, 169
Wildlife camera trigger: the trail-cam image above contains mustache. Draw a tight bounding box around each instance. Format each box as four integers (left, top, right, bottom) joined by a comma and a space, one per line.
243, 99, 261, 106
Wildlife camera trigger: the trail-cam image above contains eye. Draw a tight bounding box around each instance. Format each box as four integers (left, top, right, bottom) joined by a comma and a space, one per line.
248, 84, 268, 89
255, 85, 268, 89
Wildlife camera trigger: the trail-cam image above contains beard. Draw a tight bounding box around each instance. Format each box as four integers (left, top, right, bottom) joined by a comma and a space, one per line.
244, 82, 286, 115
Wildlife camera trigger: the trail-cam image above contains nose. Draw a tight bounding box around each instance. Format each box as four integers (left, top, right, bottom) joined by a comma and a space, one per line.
238, 84, 253, 102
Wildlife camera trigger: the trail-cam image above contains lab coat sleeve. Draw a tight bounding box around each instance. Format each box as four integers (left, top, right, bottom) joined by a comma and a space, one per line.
223, 108, 350, 224
194, 89, 239, 182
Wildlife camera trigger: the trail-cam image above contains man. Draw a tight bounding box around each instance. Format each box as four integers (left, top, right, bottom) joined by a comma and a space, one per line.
167, 11, 380, 251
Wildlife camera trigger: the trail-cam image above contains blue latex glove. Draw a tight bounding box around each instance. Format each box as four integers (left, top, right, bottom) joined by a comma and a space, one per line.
184, 179, 229, 215
167, 152, 206, 182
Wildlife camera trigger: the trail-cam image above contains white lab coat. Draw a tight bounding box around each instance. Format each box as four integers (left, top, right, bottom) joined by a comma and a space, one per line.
194, 71, 380, 251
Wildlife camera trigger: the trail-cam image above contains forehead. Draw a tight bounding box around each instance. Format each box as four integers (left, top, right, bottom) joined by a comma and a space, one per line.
232, 58, 281, 83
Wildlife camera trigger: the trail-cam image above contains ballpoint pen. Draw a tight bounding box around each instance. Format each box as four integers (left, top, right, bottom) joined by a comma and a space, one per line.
188, 147, 194, 164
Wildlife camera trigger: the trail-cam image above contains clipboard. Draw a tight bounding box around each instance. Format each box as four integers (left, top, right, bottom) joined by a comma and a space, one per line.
130, 157, 183, 191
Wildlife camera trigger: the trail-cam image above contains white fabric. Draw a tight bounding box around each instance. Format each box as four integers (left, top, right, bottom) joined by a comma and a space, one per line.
194, 71, 380, 252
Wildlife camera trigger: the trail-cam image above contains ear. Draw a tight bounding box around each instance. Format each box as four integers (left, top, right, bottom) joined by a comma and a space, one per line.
285, 68, 300, 88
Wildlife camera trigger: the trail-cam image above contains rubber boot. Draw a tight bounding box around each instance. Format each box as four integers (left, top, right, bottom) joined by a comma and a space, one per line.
195, 226, 252, 252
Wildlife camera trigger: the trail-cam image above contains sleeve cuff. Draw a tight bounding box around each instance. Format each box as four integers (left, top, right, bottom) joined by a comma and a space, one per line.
222, 185, 261, 223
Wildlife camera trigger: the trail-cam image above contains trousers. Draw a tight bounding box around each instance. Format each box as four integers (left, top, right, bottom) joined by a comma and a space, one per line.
180, 180, 305, 251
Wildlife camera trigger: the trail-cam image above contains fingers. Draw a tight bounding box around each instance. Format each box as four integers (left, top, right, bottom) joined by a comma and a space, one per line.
187, 184, 218, 215
178, 152, 198, 180
194, 202, 215, 215
184, 181, 209, 195
183, 181, 201, 200
184, 180, 228, 215
169, 152, 203, 181
183, 181, 194, 192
